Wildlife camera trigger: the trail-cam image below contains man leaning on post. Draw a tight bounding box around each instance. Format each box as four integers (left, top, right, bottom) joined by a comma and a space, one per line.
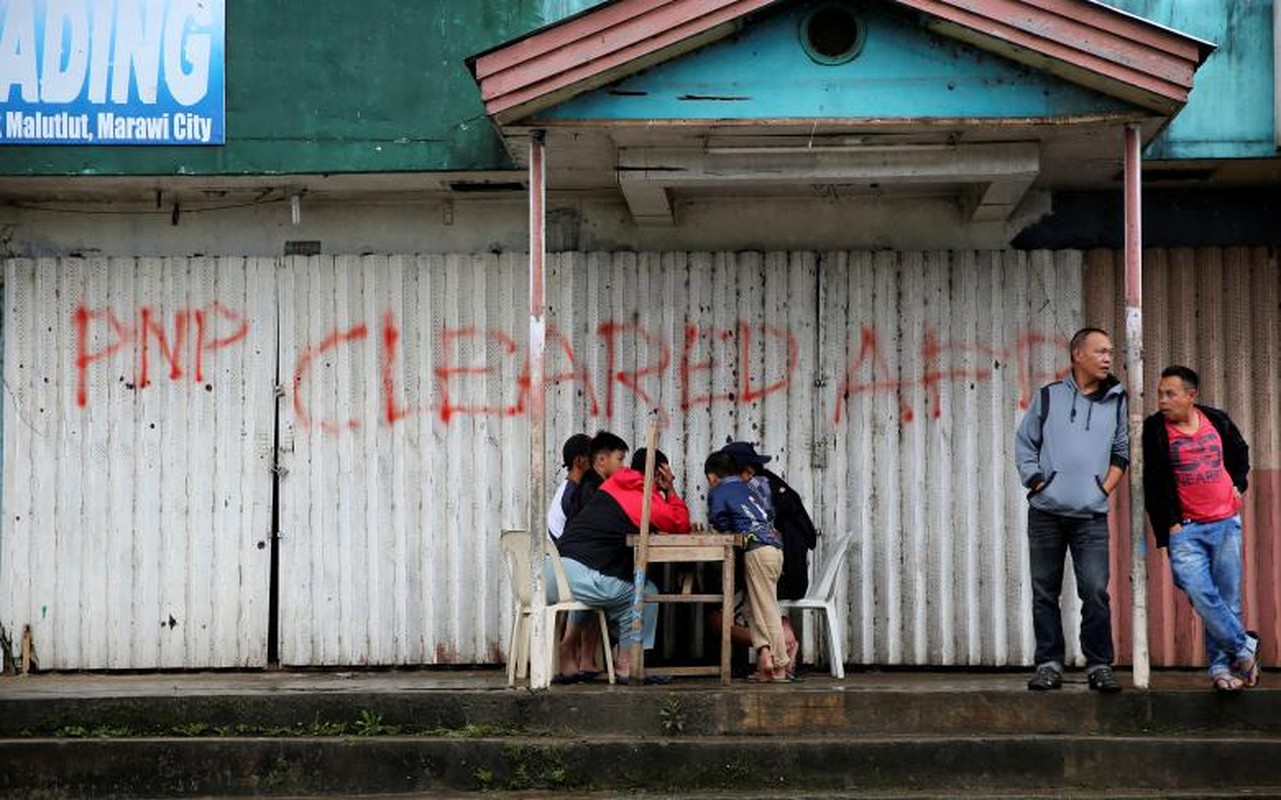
1142, 365, 1257, 692
1015, 327, 1128, 693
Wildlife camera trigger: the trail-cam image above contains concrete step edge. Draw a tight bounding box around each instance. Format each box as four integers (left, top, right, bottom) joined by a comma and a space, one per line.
5, 734, 1281, 797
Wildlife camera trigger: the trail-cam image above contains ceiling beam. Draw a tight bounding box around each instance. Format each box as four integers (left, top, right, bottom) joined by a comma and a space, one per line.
617, 142, 1040, 224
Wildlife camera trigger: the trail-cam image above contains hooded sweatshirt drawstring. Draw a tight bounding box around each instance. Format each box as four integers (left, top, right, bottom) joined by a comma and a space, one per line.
1068, 385, 1098, 429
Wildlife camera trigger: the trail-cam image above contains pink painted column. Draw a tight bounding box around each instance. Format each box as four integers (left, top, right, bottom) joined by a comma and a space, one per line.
1124, 122, 1149, 689
528, 130, 550, 689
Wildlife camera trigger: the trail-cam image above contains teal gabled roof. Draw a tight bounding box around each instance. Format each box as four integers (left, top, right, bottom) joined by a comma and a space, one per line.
535, 1, 1138, 123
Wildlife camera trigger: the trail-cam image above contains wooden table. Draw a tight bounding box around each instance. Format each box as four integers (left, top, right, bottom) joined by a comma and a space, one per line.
626, 532, 740, 685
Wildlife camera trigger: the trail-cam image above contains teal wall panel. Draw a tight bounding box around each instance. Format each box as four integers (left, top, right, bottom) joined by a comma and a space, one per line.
539, 1, 1133, 121
0, 0, 1271, 176
1100, 0, 1276, 159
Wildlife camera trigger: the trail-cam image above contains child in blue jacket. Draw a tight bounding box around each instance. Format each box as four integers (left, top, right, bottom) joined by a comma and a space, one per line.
705, 451, 791, 682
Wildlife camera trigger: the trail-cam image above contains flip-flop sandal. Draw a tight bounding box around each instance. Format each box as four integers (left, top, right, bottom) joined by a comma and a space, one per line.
1212, 673, 1244, 693
1237, 631, 1262, 688
550, 673, 588, 685
1237, 657, 1260, 688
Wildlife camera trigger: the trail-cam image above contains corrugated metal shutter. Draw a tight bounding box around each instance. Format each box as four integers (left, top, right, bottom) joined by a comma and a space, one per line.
274, 251, 823, 666
1, 257, 275, 669
1085, 246, 1281, 668
274, 250, 1086, 668
276, 254, 530, 666
26, 249, 1270, 671
817, 250, 1084, 666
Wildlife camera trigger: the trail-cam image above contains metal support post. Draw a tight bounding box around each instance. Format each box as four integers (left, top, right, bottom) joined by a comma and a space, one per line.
528, 130, 549, 689
1124, 122, 1149, 689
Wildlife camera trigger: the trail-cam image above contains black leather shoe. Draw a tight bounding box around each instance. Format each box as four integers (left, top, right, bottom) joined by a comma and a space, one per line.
1088, 665, 1122, 693
1027, 665, 1063, 690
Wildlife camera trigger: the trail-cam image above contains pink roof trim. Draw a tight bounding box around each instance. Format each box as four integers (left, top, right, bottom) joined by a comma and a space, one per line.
472, 0, 1213, 122
474, 0, 775, 122
473, 0, 680, 80
900, 0, 1200, 101
478, 0, 763, 101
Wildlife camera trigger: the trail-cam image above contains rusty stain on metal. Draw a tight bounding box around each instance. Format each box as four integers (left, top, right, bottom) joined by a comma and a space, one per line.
435, 643, 462, 665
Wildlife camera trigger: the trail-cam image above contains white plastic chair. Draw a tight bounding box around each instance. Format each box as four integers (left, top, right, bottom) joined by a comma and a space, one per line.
499, 529, 535, 686
545, 537, 615, 684
779, 532, 853, 678
499, 529, 615, 686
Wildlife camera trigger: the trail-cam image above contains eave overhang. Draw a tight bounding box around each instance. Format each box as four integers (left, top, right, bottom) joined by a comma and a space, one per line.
470, 0, 777, 125
469, 0, 1215, 125
899, 0, 1215, 115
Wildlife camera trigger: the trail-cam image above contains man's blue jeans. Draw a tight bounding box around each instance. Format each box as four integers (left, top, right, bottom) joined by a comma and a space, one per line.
1167, 515, 1252, 676
1027, 508, 1114, 670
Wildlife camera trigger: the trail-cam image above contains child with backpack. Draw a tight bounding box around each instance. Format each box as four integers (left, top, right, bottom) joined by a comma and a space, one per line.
705, 450, 793, 683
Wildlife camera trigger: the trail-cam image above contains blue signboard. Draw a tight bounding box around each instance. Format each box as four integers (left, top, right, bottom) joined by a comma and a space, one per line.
0, 0, 225, 145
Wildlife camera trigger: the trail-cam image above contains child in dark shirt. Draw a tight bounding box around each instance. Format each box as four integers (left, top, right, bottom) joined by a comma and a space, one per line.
705, 451, 791, 682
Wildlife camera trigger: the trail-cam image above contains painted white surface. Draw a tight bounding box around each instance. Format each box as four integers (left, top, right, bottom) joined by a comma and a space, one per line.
816, 250, 1083, 665
275, 253, 530, 666
1, 257, 275, 669
4, 250, 1083, 668
275, 249, 1082, 667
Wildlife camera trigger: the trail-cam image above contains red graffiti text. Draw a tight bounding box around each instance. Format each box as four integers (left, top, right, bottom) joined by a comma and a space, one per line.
74, 302, 250, 407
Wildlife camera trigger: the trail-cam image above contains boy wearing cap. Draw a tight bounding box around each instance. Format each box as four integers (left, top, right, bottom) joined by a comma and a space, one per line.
723, 441, 819, 602
548, 433, 592, 539
707, 449, 792, 682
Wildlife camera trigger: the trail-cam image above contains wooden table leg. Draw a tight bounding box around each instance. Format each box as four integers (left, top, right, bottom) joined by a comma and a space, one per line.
632, 598, 645, 684
721, 544, 733, 685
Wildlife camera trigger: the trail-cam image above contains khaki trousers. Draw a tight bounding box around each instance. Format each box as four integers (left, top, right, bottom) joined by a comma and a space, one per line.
744, 545, 789, 670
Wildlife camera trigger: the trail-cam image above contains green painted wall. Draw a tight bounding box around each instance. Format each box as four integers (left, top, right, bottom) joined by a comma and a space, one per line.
0, 0, 1273, 176
0, 0, 548, 176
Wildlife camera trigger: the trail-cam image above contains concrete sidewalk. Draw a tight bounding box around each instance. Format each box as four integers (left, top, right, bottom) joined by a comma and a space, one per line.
0, 665, 1235, 699
4, 667, 1281, 798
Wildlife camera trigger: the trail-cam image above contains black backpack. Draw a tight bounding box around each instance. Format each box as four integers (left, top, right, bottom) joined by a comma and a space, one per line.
761, 468, 818, 600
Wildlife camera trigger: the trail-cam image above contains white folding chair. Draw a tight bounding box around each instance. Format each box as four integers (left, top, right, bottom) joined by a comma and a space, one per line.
499, 529, 615, 685
779, 532, 853, 678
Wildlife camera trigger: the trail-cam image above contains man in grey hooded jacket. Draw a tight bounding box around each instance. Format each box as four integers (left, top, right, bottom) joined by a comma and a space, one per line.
1015, 327, 1129, 693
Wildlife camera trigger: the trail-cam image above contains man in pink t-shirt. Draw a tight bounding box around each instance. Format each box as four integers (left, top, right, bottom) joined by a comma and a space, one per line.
1142, 365, 1256, 692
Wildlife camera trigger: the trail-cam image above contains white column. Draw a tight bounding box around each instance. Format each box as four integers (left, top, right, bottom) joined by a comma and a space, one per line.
528, 130, 550, 689
1124, 122, 1149, 690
